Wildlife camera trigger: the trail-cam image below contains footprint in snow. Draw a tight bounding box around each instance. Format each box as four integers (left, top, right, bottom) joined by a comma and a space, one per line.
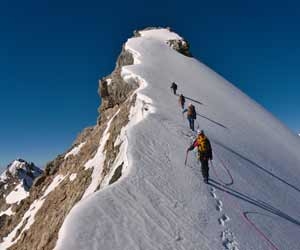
216, 199, 223, 212
218, 214, 230, 226
175, 232, 183, 241
221, 229, 239, 250
210, 191, 217, 199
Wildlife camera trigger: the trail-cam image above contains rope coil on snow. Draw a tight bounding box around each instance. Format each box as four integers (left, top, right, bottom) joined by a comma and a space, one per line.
213, 154, 234, 186
211, 157, 280, 250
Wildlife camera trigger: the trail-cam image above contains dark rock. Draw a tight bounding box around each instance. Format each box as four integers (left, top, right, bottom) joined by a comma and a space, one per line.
32, 175, 46, 187
167, 39, 192, 57
0, 214, 8, 229
109, 162, 123, 185
99, 78, 109, 98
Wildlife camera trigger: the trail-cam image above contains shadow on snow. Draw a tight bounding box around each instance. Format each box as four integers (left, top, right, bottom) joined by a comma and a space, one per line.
209, 179, 300, 227
212, 140, 300, 195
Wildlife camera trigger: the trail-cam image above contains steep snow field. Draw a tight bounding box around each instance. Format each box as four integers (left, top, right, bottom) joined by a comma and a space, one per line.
55, 29, 300, 250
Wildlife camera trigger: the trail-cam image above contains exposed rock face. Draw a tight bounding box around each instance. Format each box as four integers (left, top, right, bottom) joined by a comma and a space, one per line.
98, 45, 137, 119
0, 27, 191, 250
167, 39, 192, 57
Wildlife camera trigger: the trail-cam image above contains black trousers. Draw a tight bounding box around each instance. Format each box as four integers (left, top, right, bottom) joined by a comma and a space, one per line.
188, 117, 195, 131
200, 159, 209, 180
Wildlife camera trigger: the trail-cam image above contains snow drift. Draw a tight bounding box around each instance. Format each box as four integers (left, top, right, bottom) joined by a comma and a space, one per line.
53, 28, 300, 250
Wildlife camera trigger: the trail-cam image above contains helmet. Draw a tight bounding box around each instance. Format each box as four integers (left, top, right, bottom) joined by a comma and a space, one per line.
197, 129, 204, 135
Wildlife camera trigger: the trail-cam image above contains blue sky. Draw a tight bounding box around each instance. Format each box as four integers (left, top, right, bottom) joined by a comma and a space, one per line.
0, 0, 299, 168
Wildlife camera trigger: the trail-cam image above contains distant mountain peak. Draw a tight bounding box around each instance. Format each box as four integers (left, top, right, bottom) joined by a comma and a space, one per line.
0, 159, 43, 195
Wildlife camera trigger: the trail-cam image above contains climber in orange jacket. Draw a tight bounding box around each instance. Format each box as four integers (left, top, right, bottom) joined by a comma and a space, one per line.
187, 130, 213, 183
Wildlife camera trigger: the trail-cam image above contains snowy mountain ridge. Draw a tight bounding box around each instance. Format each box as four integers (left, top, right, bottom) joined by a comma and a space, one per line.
55, 28, 300, 250
1, 28, 300, 250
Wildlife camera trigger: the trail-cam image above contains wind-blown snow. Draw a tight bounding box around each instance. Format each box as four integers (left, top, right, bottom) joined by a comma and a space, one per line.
64, 142, 86, 159
100, 70, 154, 188
55, 28, 300, 250
0, 175, 65, 249
5, 183, 29, 204
82, 110, 120, 199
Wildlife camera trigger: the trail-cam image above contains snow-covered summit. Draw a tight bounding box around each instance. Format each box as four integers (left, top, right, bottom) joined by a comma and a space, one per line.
0, 158, 43, 240
139, 28, 183, 42
0, 159, 42, 189
7, 159, 27, 176
0, 159, 43, 206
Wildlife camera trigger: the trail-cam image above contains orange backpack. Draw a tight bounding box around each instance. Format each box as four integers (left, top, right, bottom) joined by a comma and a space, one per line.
197, 136, 209, 153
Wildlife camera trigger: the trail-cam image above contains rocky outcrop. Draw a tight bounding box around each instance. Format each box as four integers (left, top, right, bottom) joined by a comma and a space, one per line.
98, 45, 137, 119
0, 27, 190, 250
167, 39, 192, 57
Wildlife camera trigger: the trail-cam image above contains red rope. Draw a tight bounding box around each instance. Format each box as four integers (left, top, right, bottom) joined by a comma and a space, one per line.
214, 154, 234, 186
243, 212, 280, 250
211, 158, 280, 250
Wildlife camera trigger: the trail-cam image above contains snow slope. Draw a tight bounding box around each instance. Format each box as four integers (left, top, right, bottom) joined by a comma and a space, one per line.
55, 29, 300, 250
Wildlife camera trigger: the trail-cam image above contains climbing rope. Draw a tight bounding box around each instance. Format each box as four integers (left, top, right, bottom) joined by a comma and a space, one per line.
211, 156, 280, 250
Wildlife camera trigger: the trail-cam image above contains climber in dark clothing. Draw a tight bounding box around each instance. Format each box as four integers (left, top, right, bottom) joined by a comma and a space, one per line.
187, 130, 213, 183
183, 103, 196, 131
178, 94, 185, 109
170, 82, 178, 95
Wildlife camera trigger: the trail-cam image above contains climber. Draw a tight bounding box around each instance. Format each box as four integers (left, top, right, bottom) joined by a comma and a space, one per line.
170, 82, 178, 95
178, 94, 185, 109
183, 103, 196, 131
187, 130, 213, 184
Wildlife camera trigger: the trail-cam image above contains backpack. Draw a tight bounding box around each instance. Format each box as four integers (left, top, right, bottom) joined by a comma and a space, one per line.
190, 105, 196, 119
197, 136, 210, 153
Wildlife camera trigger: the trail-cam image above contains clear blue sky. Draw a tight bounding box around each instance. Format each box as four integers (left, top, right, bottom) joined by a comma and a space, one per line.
1, 0, 299, 168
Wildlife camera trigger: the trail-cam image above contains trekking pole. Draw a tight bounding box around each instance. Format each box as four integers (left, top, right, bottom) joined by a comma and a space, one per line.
184, 150, 189, 165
